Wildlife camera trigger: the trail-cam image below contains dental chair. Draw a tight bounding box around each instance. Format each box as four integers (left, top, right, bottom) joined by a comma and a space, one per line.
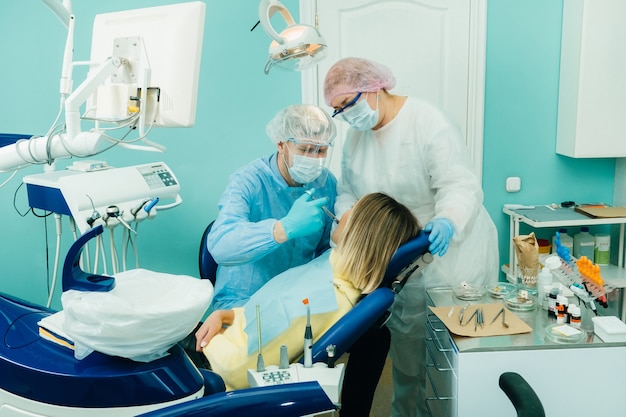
0, 225, 431, 416
138, 228, 432, 417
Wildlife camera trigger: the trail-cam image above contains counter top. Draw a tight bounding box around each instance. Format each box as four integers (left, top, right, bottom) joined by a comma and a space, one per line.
427, 287, 626, 353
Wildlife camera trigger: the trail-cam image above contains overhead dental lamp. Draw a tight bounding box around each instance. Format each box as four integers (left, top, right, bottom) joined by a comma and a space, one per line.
258, 0, 327, 75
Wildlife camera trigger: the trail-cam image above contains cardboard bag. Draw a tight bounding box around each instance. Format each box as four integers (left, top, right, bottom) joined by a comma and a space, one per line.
513, 232, 539, 288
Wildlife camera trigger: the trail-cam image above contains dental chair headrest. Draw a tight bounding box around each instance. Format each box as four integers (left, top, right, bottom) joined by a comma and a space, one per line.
382, 231, 431, 288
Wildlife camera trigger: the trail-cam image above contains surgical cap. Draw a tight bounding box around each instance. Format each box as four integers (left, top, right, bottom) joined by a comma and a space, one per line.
323, 57, 396, 106
266, 104, 337, 145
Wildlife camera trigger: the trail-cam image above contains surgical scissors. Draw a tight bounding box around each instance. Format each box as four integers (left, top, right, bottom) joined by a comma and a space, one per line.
305, 189, 340, 224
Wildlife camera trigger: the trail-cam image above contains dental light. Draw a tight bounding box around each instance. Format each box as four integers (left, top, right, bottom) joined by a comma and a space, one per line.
258, 0, 327, 75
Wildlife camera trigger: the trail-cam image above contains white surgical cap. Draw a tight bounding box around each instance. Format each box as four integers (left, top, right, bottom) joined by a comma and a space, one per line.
266, 104, 336, 145
323, 57, 396, 106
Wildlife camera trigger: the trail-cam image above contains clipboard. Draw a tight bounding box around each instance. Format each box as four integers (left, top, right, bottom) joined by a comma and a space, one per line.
574, 206, 626, 219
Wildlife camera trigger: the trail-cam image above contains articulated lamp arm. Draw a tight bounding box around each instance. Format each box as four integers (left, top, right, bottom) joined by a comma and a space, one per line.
0, 57, 124, 173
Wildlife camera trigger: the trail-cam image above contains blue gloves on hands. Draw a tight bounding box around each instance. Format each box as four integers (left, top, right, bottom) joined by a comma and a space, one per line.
424, 218, 454, 256
281, 192, 329, 240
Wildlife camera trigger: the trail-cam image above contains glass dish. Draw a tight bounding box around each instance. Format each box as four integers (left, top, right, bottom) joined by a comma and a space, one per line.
486, 282, 517, 299
504, 293, 537, 312
545, 323, 586, 344
452, 282, 486, 301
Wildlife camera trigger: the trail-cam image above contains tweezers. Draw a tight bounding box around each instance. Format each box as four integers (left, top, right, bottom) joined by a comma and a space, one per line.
462, 307, 478, 326
459, 302, 470, 325
490, 307, 505, 325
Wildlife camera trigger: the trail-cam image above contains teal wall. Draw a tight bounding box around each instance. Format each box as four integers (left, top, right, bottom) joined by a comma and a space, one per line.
0, 0, 617, 309
482, 0, 616, 276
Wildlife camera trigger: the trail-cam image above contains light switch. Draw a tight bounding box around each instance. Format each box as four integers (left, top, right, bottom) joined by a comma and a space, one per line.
506, 177, 521, 192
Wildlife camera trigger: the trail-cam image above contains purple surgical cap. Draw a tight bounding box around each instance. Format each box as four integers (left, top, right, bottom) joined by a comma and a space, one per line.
323, 57, 396, 106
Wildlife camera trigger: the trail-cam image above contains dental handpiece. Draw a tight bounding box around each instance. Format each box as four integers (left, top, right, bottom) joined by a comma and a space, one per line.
304, 189, 340, 224
302, 298, 313, 368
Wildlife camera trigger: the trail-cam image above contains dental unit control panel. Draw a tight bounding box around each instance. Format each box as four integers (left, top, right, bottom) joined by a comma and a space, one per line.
23, 161, 182, 233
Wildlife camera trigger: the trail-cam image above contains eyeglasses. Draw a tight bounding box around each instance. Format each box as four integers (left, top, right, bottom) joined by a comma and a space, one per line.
331, 92, 362, 118
287, 139, 331, 157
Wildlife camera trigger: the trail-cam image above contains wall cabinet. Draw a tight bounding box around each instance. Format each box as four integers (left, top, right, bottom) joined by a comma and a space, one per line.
556, 0, 626, 157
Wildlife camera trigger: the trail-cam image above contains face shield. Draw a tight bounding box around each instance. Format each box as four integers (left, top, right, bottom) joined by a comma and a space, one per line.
282, 138, 334, 187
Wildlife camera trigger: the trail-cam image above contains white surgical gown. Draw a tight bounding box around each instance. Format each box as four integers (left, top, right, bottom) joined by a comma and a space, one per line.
208, 153, 337, 310
335, 97, 498, 416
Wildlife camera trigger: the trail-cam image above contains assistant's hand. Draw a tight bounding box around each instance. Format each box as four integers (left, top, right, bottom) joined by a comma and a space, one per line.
280, 192, 328, 240
424, 218, 454, 256
195, 310, 234, 351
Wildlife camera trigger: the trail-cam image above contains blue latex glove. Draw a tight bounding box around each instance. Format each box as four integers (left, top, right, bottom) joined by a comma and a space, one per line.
424, 218, 454, 256
281, 192, 328, 240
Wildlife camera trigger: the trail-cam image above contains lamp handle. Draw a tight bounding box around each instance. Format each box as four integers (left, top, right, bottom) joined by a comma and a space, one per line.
258, 0, 296, 45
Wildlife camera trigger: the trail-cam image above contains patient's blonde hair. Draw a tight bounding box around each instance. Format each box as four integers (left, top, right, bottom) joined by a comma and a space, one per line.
333, 193, 421, 294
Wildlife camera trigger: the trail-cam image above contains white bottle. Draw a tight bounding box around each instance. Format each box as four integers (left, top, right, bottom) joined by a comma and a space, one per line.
552, 228, 573, 254
573, 227, 595, 260
536, 267, 553, 310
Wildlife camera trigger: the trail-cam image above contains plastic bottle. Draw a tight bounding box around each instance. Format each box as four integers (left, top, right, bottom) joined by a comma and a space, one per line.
573, 227, 595, 260
536, 267, 553, 310
569, 305, 582, 328
556, 295, 568, 324
552, 229, 573, 254
594, 234, 611, 266
547, 288, 559, 319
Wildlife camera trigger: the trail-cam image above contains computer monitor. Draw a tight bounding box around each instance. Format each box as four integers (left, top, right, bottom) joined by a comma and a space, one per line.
88, 1, 205, 128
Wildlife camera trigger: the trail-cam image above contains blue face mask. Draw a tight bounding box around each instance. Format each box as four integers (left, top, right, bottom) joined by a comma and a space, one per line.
341, 93, 379, 131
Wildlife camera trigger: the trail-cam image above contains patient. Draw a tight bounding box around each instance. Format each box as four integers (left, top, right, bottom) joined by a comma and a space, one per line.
194, 192, 421, 389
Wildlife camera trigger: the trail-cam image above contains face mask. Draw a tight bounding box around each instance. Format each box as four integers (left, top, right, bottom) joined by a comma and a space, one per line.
285, 153, 326, 184
341, 93, 379, 131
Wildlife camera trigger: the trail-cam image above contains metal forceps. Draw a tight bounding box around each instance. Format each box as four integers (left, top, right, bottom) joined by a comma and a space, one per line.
304, 189, 340, 224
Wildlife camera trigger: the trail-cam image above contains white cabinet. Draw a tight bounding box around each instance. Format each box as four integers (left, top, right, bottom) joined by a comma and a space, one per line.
556, 0, 626, 157
425, 288, 626, 417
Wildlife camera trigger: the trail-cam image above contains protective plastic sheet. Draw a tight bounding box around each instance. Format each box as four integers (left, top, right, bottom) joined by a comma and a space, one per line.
61, 268, 213, 362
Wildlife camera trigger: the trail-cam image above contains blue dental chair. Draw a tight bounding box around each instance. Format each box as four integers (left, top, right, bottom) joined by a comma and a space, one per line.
0, 225, 432, 416
198, 220, 432, 364
143, 226, 432, 417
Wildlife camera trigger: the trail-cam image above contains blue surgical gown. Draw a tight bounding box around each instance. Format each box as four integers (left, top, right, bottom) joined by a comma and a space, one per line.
208, 152, 337, 310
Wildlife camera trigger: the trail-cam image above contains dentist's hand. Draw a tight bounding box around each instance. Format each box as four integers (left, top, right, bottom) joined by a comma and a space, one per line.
424, 218, 454, 256
280, 192, 328, 240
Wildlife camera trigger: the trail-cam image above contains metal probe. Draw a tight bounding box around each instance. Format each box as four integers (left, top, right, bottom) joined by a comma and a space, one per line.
304, 189, 340, 224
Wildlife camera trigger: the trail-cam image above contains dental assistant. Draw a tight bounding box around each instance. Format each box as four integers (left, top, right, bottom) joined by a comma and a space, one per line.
207, 104, 337, 311
324, 57, 499, 417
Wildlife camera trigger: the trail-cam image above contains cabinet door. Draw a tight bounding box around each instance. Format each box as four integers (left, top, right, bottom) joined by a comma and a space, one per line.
300, 0, 487, 178
556, 0, 626, 157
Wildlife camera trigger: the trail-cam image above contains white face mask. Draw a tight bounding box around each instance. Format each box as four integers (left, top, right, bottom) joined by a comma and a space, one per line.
285, 153, 326, 184
341, 93, 379, 131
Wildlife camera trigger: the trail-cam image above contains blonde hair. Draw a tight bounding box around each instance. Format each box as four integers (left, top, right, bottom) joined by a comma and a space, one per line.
333, 193, 421, 294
